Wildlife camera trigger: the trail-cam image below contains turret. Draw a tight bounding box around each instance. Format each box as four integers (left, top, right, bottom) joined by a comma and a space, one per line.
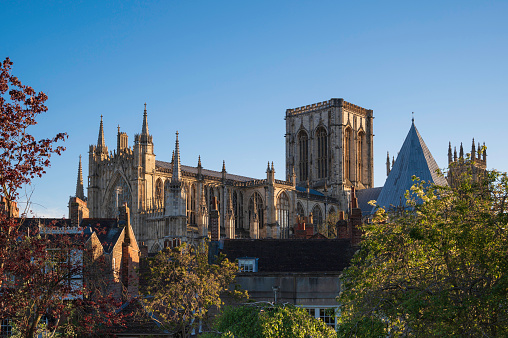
133, 104, 155, 172
117, 125, 128, 153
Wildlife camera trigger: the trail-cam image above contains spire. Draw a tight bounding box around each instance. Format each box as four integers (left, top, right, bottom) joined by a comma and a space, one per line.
448, 142, 452, 164
454, 147, 457, 161
271, 161, 274, 172
267, 161, 270, 172
142, 103, 149, 136
459, 142, 464, 159
477, 142, 481, 159
386, 151, 390, 176
172, 131, 181, 182
222, 160, 226, 172
198, 155, 202, 168
482, 142, 487, 161
97, 115, 105, 148
76, 155, 85, 200
471, 138, 476, 160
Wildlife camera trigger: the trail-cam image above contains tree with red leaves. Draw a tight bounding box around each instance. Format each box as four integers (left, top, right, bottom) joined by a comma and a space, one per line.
0, 57, 126, 337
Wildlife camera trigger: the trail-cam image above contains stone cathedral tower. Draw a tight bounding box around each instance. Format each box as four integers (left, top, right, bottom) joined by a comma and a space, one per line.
285, 98, 374, 207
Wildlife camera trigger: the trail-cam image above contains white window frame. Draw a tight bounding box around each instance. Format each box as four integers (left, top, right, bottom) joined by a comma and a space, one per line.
301, 306, 338, 329
237, 258, 258, 272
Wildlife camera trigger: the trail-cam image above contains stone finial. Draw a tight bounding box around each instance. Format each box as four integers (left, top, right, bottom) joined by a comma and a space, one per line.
172, 131, 181, 182
386, 151, 390, 176
271, 161, 274, 172
142, 103, 149, 136
477, 142, 481, 159
222, 160, 226, 172
482, 142, 487, 161
198, 155, 202, 168
267, 161, 270, 172
471, 138, 476, 159
459, 142, 464, 159
448, 142, 452, 164
76, 155, 85, 200
454, 147, 457, 162
97, 115, 105, 148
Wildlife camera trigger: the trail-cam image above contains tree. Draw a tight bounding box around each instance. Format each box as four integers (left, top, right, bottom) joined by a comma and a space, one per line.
202, 302, 337, 338
142, 242, 243, 337
0, 57, 126, 337
337, 171, 508, 337
319, 210, 341, 238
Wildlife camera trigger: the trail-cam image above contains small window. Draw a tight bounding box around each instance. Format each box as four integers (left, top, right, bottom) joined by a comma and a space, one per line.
1, 319, 12, 337
238, 258, 258, 272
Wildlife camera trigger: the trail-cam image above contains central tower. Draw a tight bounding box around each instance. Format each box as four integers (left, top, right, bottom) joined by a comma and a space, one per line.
285, 98, 374, 200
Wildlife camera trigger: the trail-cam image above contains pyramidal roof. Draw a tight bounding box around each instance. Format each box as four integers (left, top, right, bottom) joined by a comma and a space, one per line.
374, 120, 448, 211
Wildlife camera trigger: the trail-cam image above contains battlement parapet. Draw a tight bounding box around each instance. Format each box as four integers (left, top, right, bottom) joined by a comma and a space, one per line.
286, 98, 372, 117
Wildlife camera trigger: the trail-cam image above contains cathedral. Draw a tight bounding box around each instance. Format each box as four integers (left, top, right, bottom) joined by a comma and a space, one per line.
70, 99, 374, 252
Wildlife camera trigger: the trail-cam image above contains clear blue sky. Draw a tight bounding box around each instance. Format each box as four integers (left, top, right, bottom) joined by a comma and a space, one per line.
1, 1, 507, 218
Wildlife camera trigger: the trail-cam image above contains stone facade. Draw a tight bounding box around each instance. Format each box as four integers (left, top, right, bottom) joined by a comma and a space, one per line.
76, 99, 373, 252
285, 98, 374, 210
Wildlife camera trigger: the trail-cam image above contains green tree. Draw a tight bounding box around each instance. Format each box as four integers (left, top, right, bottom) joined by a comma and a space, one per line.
142, 242, 243, 337
337, 171, 508, 337
203, 303, 336, 338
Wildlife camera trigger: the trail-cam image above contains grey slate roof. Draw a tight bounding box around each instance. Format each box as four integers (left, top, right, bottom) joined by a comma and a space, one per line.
374, 121, 448, 212
356, 187, 382, 216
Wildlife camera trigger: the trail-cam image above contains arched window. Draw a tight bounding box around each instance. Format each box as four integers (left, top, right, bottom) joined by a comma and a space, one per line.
312, 204, 323, 230
298, 130, 309, 182
155, 178, 163, 207
344, 128, 352, 181
187, 184, 196, 225
248, 192, 264, 229
316, 127, 328, 179
233, 191, 238, 228
238, 192, 244, 229
277, 192, 290, 238
297, 202, 305, 217
209, 187, 215, 211
358, 131, 365, 183
164, 180, 171, 204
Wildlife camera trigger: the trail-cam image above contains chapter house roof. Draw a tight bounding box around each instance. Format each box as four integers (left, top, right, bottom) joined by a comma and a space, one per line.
374, 120, 448, 212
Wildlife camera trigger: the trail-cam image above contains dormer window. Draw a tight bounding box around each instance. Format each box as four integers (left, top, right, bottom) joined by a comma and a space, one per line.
238, 258, 258, 272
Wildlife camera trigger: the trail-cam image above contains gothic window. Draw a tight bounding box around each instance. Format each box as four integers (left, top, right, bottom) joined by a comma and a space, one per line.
209, 187, 215, 211
316, 127, 328, 179
188, 184, 196, 225
107, 176, 131, 218
248, 192, 264, 229
277, 192, 290, 239
298, 130, 309, 182
312, 204, 323, 230
344, 128, 352, 181
155, 178, 163, 207
164, 180, 171, 204
297, 202, 305, 216
233, 191, 238, 228
238, 191, 244, 229
328, 206, 336, 218
358, 131, 365, 183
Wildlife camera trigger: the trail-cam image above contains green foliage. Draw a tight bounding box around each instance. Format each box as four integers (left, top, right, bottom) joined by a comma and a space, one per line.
338, 171, 508, 337
142, 242, 243, 337
205, 303, 336, 338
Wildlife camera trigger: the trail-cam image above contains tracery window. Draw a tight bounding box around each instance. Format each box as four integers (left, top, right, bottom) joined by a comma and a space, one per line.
316, 127, 328, 179
187, 184, 196, 225
312, 204, 323, 230
277, 192, 290, 238
344, 128, 352, 181
248, 192, 264, 229
358, 131, 365, 183
155, 178, 163, 207
297, 202, 305, 217
298, 130, 309, 182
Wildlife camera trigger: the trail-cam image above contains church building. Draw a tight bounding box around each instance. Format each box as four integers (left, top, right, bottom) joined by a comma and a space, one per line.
70, 99, 375, 252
